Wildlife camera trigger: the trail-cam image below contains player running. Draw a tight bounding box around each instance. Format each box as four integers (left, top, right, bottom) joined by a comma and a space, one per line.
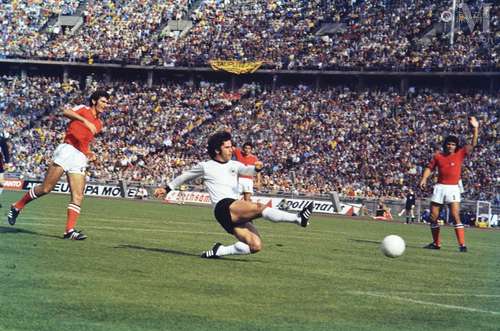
7, 90, 110, 240
155, 131, 314, 259
419, 116, 479, 252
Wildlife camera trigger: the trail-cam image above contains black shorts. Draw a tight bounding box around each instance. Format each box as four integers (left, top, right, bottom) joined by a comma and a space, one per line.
214, 198, 236, 234
405, 204, 414, 211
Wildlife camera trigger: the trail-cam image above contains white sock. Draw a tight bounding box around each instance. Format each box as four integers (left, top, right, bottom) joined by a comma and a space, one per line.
0, 188, 3, 195
217, 241, 251, 256
262, 207, 299, 224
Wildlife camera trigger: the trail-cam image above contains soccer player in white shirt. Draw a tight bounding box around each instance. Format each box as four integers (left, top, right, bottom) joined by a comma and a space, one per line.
155, 131, 314, 258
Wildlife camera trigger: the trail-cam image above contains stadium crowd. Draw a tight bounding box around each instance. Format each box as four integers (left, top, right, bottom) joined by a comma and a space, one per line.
1, 75, 498, 202
0, 0, 81, 59
152, 0, 498, 71
0, 0, 498, 71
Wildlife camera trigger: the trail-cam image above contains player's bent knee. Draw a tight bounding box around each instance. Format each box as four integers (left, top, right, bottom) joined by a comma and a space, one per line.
249, 239, 262, 253
254, 202, 267, 213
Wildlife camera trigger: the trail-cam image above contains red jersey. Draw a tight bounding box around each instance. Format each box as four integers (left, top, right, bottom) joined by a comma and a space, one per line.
427, 148, 467, 185
234, 148, 258, 179
64, 105, 102, 155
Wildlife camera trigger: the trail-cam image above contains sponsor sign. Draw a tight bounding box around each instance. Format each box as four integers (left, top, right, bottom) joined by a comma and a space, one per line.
2, 178, 24, 190
164, 190, 361, 215
14, 182, 362, 215
166, 190, 211, 204
22, 180, 143, 199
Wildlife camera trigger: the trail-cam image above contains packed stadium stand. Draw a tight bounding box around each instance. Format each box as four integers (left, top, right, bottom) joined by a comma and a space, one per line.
1, 0, 498, 70
0, 1, 498, 204
1, 75, 498, 202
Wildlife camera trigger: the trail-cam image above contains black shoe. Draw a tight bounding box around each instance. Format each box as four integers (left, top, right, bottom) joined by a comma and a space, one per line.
63, 229, 88, 240
459, 246, 468, 253
423, 242, 441, 250
201, 242, 222, 259
7, 205, 20, 226
298, 202, 314, 227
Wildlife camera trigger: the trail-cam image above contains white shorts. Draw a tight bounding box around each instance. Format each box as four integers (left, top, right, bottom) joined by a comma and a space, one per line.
238, 177, 254, 194
53, 143, 88, 175
431, 184, 461, 204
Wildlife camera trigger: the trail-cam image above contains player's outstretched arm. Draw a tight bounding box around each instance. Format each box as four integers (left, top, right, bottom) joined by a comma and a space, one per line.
465, 116, 479, 154
237, 161, 263, 177
155, 163, 204, 199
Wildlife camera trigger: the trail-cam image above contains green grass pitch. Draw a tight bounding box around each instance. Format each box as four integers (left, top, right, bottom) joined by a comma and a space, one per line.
1, 191, 499, 331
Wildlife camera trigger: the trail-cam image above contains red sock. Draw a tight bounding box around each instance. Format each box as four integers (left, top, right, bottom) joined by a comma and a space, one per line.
454, 224, 465, 247
14, 187, 38, 210
65, 203, 81, 233
430, 224, 441, 246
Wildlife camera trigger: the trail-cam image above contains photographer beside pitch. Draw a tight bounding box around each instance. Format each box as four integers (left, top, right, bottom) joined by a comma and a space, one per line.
419, 116, 479, 252
155, 131, 313, 259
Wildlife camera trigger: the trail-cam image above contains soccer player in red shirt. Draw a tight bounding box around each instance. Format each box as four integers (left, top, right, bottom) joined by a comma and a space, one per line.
233, 142, 261, 201
7, 90, 110, 240
419, 116, 479, 252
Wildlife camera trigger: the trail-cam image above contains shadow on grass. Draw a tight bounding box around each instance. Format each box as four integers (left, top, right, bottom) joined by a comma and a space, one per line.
115, 244, 261, 262
0, 226, 61, 239
115, 244, 199, 257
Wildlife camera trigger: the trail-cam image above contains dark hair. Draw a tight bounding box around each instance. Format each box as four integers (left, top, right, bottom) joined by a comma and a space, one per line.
442, 135, 460, 150
242, 141, 253, 149
207, 131, 232, 159
89, 90, 110, 106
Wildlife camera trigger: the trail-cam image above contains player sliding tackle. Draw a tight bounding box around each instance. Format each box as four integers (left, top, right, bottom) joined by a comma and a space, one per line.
155, 131, 314, 259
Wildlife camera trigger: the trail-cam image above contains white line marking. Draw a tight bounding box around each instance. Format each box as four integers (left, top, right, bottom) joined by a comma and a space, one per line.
383, 292, 500, 298
349, 291, 500, 315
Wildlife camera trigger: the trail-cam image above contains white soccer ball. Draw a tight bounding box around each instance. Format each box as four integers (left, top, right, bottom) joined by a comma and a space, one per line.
380, 235, 406, 258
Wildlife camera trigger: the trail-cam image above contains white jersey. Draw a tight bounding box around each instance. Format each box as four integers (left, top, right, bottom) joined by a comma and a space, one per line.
168, 159, 256, 207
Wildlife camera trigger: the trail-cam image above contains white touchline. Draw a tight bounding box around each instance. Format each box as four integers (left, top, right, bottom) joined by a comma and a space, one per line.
349, 291, 500, 315
380, 292, 500, 298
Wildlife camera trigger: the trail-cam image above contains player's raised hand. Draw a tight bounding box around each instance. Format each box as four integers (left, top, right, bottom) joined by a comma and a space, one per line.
469, 116, 479, 129
419, 179, 427, 190
254, 161, 264, 171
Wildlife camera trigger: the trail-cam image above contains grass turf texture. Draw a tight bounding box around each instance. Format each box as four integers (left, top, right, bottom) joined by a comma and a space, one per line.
1, 191, 499, 331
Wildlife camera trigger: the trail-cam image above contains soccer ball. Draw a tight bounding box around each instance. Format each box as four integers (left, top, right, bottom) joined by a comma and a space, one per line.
380, 235, 406, 258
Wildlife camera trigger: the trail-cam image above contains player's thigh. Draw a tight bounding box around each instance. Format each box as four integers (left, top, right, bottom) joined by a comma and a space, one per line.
67, 173, 86, 202
233, 222, 262, 252
229, 200, 265, 222
40, 163, 65, 192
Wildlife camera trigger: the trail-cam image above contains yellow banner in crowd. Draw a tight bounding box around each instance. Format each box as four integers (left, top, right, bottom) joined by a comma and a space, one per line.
209, 60, 263, 74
